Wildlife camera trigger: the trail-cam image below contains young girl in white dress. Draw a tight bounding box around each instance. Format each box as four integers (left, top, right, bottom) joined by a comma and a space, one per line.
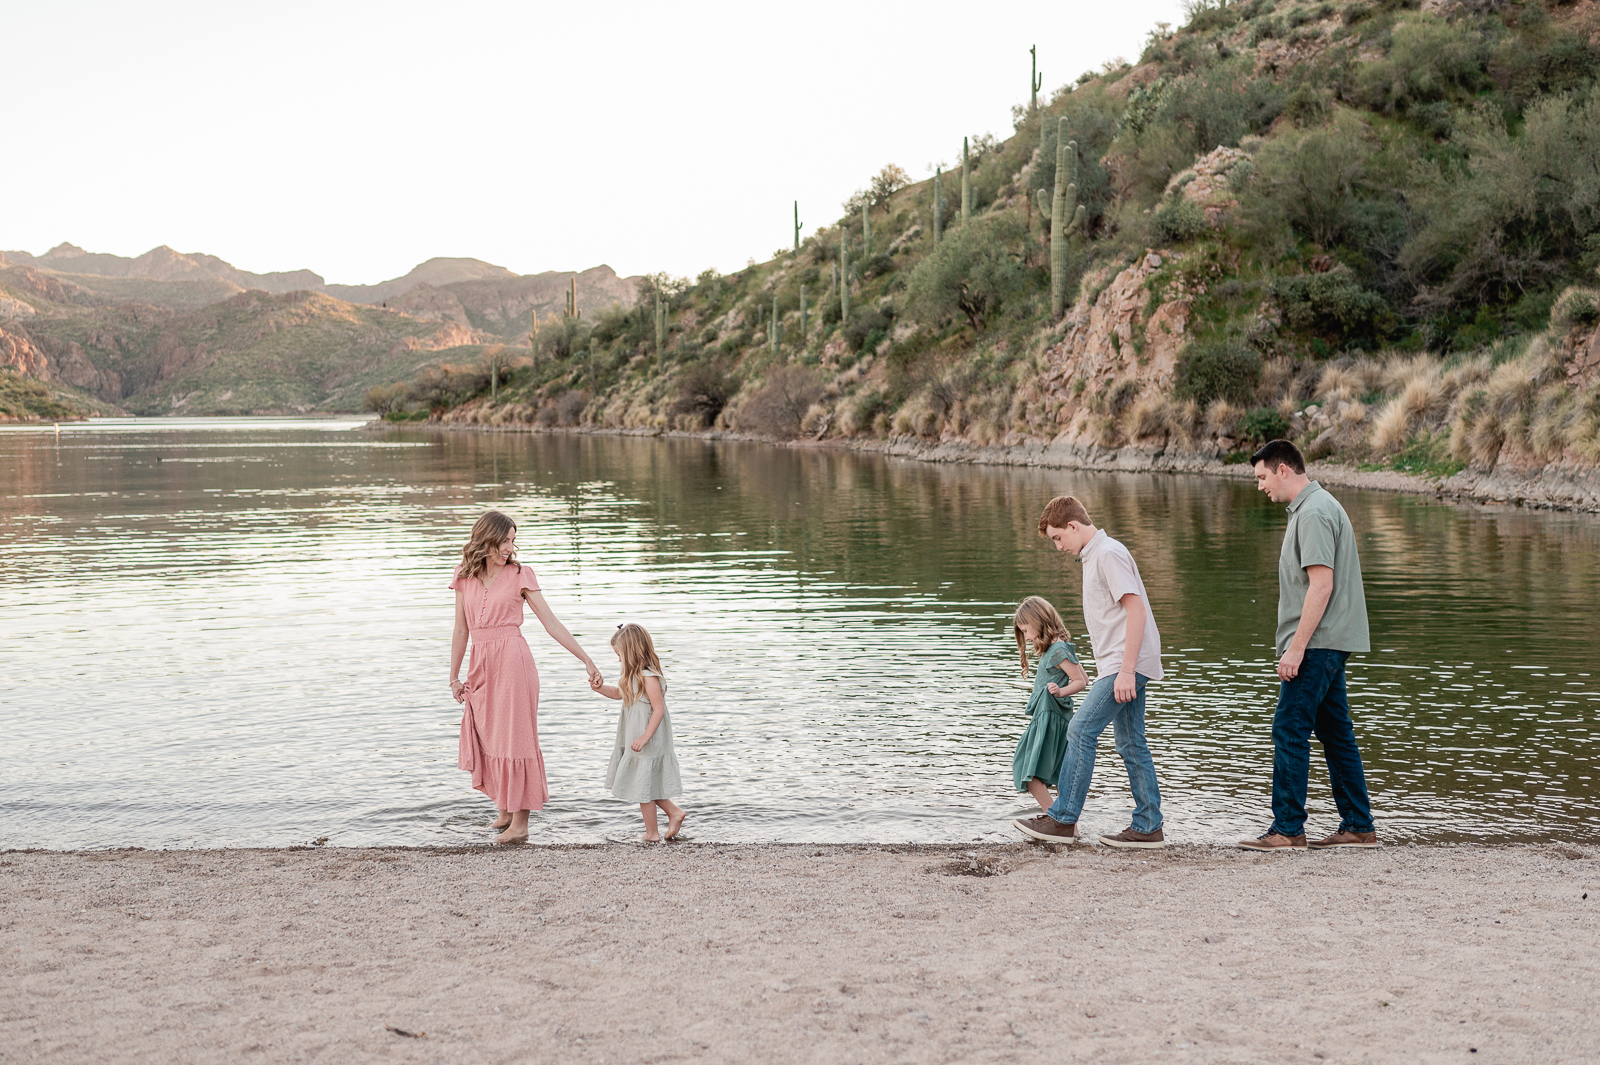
592, 623, 686, 841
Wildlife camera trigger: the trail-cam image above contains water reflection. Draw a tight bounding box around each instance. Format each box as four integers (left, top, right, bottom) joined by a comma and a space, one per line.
1, 421, 1595, 849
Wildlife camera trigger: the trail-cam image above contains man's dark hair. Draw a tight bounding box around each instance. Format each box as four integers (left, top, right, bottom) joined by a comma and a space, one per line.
1250, 439, 1306, 475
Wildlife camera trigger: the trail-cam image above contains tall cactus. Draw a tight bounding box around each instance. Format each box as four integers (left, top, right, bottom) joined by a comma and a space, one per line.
862, 202, 872, 257
565, 276, 581, 320
839, 236, 851, 319
1030, 45, 1042, 111
933, 167, 944, 244
1034, 117, 1087, 319
961, 137, 971, 225
654, 292, 666, 356
793, 201, 803, 253
770, 294, 779, 355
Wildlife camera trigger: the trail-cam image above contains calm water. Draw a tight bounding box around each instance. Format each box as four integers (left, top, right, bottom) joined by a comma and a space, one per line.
1, 417, 1596, 849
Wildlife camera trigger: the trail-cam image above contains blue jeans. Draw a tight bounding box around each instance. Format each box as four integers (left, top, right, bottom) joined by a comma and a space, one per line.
1270, 649, 1374, 837
1046, 673, 1163, 834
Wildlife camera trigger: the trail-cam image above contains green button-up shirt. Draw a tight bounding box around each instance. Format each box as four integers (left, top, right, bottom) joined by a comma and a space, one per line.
1277, 481, 1371, 655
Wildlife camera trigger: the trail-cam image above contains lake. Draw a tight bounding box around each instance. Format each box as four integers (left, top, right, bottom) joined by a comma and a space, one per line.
1, 417, 1596, 848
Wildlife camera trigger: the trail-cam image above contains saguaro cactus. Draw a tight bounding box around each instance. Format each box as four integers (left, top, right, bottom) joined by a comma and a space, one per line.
565, 277, 581, 320
933, 167, 944, 244
961, 137, 971, 225
1034, 118, 1087, 319
839, 237, 851, 319
654, 293, 666, 355
862, 202, 872, 257
1030, 45, 1042, 111
770, 294, 779, 354
794, 201, 803, 253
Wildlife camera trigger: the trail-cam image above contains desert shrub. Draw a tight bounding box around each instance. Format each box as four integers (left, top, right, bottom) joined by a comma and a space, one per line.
1271, 270, 1393, 348
364, 382, 407, 415
671, 359, 740, 428
1239, 406, 1292, 443
1242, 119, 1373, 248
1175, 339, 1263, 406
1283, 85, 1331, 127
406, 363, 491, 410
843, 306, 892, 352
858, 253, 896, 280
1150, 199, 1210, 245
903, 214, 1031, 331
1502, 31, 1600, 104
1401, 85, 1600, 307
1117, 60, 1285, 198
737, 365, 826, 438
1550, 286, 1600, 332
1355, 14, 1490, 112
537, 317, 591, 362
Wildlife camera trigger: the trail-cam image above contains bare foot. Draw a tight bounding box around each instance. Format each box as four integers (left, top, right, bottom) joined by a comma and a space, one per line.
490, 813, 512, 830
495, 825, 528, 844
638, 834, 662, 843
665, 809, 687, 840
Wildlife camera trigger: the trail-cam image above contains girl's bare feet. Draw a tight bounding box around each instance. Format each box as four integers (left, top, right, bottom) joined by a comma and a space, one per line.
665, 809, 687, 840
495, 811, 529, 844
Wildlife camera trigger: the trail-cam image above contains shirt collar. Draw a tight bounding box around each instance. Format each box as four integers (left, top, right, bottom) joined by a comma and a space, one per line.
1287, 480, 1323, 514
1077, 528, 1108, 563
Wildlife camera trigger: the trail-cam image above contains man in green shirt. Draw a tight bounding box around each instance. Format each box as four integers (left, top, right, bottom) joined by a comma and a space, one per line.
1238, 439, 1379, 852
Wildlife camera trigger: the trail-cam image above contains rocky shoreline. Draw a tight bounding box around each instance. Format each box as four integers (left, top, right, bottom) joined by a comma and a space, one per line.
372, 418, 1600, 515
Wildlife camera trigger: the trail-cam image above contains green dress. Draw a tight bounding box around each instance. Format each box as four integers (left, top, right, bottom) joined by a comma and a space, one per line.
1011, 640, 1080, 792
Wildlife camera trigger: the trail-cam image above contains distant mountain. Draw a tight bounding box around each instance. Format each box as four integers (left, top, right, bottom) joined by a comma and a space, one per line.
0, 242, 643, 416
2, 243, 324, 294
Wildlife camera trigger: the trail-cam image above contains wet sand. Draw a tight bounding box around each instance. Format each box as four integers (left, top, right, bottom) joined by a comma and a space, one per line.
3, 843, 1597, 1064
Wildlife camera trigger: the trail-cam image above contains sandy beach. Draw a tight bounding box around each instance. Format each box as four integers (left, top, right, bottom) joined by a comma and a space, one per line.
3, 842, 1596, 1064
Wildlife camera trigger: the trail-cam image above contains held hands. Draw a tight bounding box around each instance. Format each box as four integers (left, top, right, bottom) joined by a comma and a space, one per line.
1277, 646, 1305, 682
1113, 671, 1137, 704
585, 661, 604, 690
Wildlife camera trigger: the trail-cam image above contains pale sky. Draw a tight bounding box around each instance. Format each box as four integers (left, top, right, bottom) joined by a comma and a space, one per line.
3, 1, 1187, 285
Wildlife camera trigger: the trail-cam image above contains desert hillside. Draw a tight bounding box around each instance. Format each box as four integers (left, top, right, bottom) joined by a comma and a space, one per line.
377, 0, 1600, 504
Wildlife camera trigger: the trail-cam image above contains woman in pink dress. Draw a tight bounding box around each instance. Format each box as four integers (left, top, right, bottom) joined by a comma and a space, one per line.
449, 510, 602, 843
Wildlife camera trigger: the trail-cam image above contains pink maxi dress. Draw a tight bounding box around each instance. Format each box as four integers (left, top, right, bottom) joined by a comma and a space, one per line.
450, 563, 549, 811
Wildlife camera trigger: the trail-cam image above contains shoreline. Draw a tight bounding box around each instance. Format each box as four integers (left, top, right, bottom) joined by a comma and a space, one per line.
6, 842, 1596, 1063
373, 419, 1600, 515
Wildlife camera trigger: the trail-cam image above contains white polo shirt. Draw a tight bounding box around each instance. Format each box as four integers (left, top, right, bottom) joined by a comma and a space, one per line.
1077, 529, 1163, 681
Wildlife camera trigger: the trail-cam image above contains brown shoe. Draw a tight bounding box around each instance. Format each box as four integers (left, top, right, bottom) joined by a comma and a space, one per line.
1013, 815, 1081, 843
1236, 830, 1306, 852
1308, 829, 1379, 849
1099, 826, 1166, 849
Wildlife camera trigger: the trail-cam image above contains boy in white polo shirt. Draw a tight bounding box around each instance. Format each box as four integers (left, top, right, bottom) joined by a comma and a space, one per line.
1014, 495, 1167, 848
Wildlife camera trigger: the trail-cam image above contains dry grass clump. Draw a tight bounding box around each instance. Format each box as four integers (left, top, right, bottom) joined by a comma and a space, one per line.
891, 394, 943, 437
1127, 395, 1173, 441
1206, 399, 1243, 438
1370, 354, 1450, 454
1448, 338, 1565, 465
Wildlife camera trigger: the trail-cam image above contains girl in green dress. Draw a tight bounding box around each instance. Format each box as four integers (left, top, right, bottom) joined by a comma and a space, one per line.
1011, 596, 1090, 812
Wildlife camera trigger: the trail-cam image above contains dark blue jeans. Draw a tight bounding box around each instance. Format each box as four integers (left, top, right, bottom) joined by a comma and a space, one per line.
1270, 648, 1374, 837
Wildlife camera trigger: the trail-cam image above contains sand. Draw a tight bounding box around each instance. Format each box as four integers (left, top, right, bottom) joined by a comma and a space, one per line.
3, 842, 1597, 1064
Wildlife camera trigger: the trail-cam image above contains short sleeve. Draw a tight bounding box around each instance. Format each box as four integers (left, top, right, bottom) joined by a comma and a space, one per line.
1041, 641, 1073, 670
1101, 547, 1144, 602
448, 567, 464, 591
1298, 512, 1339, 572
1053, 640, 1081, 666
517, 565, 540, 594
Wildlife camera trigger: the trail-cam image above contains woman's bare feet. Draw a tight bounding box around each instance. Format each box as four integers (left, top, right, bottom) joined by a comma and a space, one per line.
638, 834, 662, 843
665, 808, 687, 840
494, 811, 529, 844
490, 811, 512, 830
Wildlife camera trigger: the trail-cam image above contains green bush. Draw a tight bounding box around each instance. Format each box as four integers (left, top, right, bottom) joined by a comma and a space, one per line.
1271, 270, 1393, 348
1550, 286, 1600, 332
843, 306, 893, 352
1174, 340, 1262, 405
1243, 119, 1373, 248
1151, 199, 1210, 245
1239, 406, 1292, 443
1355, 14, 1489, 112
903, 214, 1031, 331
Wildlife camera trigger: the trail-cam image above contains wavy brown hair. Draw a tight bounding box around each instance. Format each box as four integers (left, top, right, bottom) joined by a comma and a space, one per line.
458, 510, 519, 581
1013, 596, 1071, 673
611, 623, 664, 705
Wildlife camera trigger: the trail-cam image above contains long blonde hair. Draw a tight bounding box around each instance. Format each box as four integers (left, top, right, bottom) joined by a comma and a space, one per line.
611, 623, 664, 704
458, 510, 519, 581
1014, 596, 1071, 673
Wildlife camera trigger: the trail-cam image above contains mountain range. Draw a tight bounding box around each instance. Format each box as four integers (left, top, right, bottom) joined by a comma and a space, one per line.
0, 243, 640, 416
